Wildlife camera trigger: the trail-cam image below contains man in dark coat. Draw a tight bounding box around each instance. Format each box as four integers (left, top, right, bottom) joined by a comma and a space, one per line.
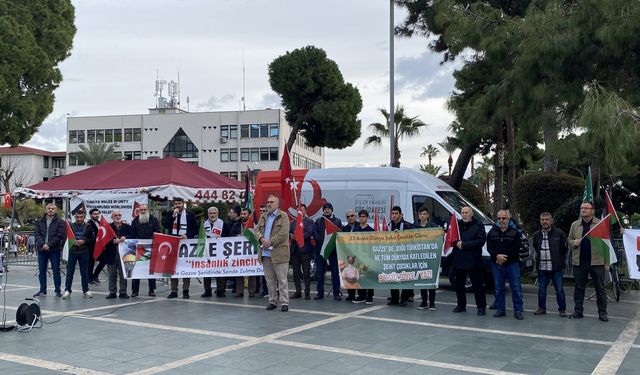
130, 204, 161, 297
290, 204, 315, 300
162, 197, 198, 299
452, 206, 487, 316
314, 202, 343, 300
105, 210, 132, 299
388, 206, 414, 306
33, 203, 66, 297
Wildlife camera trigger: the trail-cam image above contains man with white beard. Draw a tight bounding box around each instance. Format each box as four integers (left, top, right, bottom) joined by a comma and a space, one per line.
130, 204, 161, 297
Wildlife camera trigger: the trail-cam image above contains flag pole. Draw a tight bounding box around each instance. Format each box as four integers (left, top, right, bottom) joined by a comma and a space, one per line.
285, 144, 300, 209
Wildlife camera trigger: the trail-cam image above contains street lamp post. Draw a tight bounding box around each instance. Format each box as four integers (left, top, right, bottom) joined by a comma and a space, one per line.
389, 0, 396, 167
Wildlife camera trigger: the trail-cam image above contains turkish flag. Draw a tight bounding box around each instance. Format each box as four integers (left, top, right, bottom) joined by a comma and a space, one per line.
294, 209, 305, 248
149, 233, 180, 275
3, 193, 12, 209
280, 146, 295, 209
443, 214, 460, 256
132, 201, 142, 218
93, 215, 117, 260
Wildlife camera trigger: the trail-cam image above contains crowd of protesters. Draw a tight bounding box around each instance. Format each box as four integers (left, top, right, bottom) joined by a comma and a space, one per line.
32, 197, 609, 321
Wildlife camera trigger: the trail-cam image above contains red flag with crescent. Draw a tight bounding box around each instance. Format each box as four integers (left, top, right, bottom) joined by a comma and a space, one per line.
93, 215, 117, 260
149, 233, 180, 276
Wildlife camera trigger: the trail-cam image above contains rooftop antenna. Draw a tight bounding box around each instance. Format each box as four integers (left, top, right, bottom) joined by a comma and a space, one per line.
242, 49, 246, 111
177, 70, 181, 109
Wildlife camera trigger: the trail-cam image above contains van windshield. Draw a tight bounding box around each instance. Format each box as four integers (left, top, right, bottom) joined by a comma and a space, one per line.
435, 191, 493, 225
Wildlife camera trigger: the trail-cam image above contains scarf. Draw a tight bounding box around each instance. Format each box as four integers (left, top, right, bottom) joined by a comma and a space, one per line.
172, 210, 188, 236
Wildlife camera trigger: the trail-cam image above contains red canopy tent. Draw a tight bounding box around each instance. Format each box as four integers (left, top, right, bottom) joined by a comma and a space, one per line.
15, 158, 244, 203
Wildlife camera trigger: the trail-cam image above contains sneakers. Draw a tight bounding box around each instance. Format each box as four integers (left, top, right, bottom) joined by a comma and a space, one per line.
598, 312, 609, 322
62, 291, 71, 299
352, 297, 366, 304
83, 291, 93, 299
477, 308, 486, 316
167, 292, 178, 299
417, 302, 429, 310
429, 305, 436, 311
55, 292, 63, 298
33, 291, 46, 297
515, 311, 524, 320
105, 293, 117, 299
365, 299, 374, 305
131, 292, 139, 298
119, 293, 129, 299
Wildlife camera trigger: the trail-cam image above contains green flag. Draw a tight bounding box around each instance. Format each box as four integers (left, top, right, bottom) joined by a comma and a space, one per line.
583, 166, 593, 203
195, 222, 206, 257
243, 228, 260, 253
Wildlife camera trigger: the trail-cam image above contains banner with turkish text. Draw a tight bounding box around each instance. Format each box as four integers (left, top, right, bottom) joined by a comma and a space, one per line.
71, 193, 147, 224
119, 236, 263, 279
335, 228, 444, 289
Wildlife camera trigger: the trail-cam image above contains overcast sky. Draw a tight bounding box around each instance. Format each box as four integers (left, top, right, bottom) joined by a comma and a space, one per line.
26, 0, 464, 172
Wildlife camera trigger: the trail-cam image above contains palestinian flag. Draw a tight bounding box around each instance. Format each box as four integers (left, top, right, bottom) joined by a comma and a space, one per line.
62, 220, 76, 261
195, 222, 206, 257
584, 214, 617, 265
321, 217, 341, 259
243, 228, 260, 253
243, 167, 254, 210
603, 190, 621, 226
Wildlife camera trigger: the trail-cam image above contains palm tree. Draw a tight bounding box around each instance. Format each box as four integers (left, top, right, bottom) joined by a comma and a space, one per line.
77, 143, 120, 166
364, 105, 428, 167
418, 164, 442, 176
420, 144, 439, 166
438, 138, 458, 175
471, 156, 494, 208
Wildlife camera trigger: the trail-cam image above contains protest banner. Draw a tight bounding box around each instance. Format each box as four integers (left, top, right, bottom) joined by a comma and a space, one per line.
335, 228, 444, 289
71, 193, 147, 224
118, 236, 263, 279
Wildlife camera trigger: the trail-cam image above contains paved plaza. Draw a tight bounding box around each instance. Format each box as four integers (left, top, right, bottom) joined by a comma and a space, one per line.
0, 265, 638, 375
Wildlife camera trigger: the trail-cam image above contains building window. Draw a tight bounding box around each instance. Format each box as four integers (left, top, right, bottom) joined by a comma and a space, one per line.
221, 171, 239, 180
270, 124, 279, 138
123, 151, 142, 160
43, 156, 49, 169
69, 131, 77, 144
133, 128, 141, 142
113, 151, 122, 160
220, 148, 238, 162
52, 157, 65, 169
260, 148, 269, 161
221, 125, 238, 139
96, 129, 105, 143
163, 128, 198, 159
105, 129, 114, 142
240, 124, 249, 138
260, 124, 269, 138
250, 124, 259, 138
68, 153, 86, 166
114, 129, 122, 142
270, 147, 278, 161
124, 128, 132, 142
241, 148, 249, 162
87, 130, 96, 143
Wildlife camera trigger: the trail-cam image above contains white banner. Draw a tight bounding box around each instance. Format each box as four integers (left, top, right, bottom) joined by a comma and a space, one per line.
71, 193, 148, 224
118, 237, 263, 279
622, 230, 640, 280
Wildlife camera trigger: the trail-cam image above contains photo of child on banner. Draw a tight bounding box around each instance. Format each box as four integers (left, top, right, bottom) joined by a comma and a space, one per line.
335, 228, 444, 289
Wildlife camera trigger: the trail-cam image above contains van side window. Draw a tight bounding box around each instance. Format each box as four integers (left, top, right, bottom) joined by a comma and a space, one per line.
412, 196, 449, 228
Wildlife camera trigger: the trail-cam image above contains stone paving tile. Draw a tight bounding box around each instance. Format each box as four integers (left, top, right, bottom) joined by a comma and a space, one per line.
618, 347, 640, 374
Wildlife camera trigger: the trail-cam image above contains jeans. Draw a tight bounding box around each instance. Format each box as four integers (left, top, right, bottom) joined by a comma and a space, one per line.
492, 262, 523, 313
316, 250, 340, 296
537, 269, 566, 311
38, 250, 61, 294
65, 250, 90, 294
573, 264, 606, 314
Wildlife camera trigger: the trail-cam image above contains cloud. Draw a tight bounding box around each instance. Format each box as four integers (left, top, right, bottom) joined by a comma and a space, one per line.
196, 94, 236, 111
24, 112, 69, 152
395, 51, 461, 100
254, 92, 281, 109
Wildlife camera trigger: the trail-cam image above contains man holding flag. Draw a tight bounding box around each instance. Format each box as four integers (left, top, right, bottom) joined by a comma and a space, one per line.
314, 202, 343, 300
289, 204, 314, 300
61, 211, 93, 299
163, 197, 198, 299
568, 201, 609, 322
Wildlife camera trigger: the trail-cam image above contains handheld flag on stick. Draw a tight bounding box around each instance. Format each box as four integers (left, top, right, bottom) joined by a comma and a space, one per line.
195, 222, 206, 257
443, 214, 460, 256
583, 166, 593, 203
603, 190, 621, 226
62, 221, 75, 261
280, 146, 296, 209
583, 214, 617, 265
93, 215, 117, 260
321, 217, 341, 259
294, 208, 305, 248
149, 233, 180, 276
373, 209, 380, 231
